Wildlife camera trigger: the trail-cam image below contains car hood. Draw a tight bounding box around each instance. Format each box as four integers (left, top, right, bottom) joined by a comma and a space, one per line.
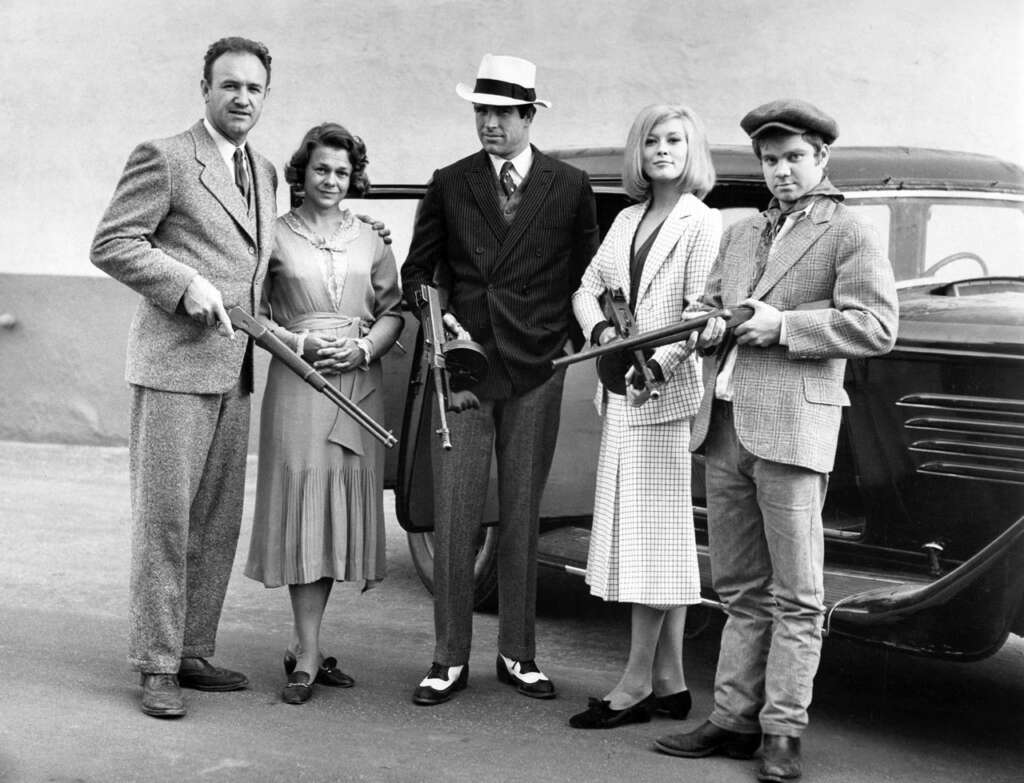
895, 281, 1024, 356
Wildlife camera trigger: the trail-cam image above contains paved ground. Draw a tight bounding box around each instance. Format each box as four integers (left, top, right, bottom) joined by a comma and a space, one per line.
1, 441, 1022, 783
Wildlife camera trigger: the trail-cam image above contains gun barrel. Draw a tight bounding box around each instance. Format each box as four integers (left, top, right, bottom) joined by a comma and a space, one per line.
228, 307, 397, 448
552, 306, 753, 370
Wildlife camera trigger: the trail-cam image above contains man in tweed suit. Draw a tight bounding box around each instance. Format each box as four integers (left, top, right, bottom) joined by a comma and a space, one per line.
402, 54, 598, 705
655, 100, 898, 781
91, 37, 277, 718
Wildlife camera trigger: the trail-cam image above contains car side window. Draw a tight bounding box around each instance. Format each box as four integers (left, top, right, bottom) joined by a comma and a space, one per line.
924, 203, 1024, 281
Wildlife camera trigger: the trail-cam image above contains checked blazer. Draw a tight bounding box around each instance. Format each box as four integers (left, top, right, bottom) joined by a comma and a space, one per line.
573, 193, 721, 425
690, 184, 899, 473
402, 147, 599, 399
91, 120, 278, 394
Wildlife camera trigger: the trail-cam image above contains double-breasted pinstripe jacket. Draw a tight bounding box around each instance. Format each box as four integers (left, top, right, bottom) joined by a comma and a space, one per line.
573, 193, 721, 426
690, 181, 899, 473
91, 120, 278, 394
402, 148, 599, 399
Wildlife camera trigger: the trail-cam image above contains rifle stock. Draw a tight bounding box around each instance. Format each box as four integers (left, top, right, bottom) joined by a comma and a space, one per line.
227, 306, 397, 448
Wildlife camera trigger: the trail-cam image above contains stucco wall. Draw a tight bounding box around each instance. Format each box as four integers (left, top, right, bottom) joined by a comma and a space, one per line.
0, 0, 1020, 445
1, 0, 1020, 278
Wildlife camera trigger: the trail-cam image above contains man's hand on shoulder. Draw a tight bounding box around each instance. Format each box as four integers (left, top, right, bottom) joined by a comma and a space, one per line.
181, 276, 234, 338
356, 214, 392, 245
734, 299, 781, 347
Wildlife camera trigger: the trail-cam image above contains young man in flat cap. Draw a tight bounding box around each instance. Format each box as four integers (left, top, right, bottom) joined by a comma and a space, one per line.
655, 100, 898, 781
402, 54, 598, 706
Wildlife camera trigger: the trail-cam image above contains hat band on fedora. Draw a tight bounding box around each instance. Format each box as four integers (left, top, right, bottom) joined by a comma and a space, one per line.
473, 78, 536, 103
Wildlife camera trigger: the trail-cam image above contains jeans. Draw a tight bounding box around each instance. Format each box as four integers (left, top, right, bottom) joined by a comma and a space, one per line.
705, 402, 826, 737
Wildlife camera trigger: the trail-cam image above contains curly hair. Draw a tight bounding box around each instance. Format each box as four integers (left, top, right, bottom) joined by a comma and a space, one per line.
203, 37, 272, 85
622, 103, 716, 202
285, 123, 371, 207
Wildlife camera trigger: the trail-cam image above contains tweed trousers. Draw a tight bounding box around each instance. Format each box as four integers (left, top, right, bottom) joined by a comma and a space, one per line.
128, 384, 250, 673
705, 402, 827, 737
431, 369, 566, 665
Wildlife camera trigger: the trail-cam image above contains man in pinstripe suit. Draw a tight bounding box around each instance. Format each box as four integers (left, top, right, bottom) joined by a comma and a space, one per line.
402, 54, 598, 705
655, 100, 898, 781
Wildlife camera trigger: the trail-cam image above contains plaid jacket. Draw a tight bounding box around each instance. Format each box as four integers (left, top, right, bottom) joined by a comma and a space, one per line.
573, 193, 721, 425
691, 181, 899, 473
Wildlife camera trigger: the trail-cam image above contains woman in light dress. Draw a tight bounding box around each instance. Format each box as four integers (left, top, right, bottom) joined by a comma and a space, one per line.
245, 123, 403, 704
569, 104, 721, 729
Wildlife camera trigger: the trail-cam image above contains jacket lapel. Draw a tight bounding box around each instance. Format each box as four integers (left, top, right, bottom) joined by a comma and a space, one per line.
750, 199, 836, 300
192, 121, 256, 245
635, 194, 695, 305
464, 151, 507, 244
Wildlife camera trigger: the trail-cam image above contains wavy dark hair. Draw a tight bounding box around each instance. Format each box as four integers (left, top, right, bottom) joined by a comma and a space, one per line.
285, 123, 371, 207
203, 37, 272, 85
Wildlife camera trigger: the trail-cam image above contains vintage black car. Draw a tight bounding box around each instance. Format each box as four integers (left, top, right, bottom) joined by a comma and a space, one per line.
360, 145, 1024, 662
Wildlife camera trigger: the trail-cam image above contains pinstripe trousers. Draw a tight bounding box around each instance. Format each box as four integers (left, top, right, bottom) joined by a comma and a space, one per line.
127, 384, 250, 673
431, 369, 566, 665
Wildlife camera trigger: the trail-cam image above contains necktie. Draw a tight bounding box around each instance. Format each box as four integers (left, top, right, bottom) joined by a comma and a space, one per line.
500, 161, 517, 198
751, 213, 787, 290
233, 147, 251, 205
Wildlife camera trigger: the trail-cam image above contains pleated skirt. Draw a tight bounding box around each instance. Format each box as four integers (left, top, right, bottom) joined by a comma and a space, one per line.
244, 357, 387, 588
585, 395, 701, 606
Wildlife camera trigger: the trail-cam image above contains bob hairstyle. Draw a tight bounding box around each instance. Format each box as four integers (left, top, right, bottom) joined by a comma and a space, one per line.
622, 104, 716, 202
285, 123, 370, 207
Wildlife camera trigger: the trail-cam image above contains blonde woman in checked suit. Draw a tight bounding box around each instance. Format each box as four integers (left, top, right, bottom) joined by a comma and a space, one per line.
569, 104, 721, 730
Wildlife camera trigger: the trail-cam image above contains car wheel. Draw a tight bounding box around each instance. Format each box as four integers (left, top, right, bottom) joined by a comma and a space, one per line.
407, 526, 499, 611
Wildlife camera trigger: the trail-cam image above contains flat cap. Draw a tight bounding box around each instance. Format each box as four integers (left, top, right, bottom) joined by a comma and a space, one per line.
740, 99, 839, 144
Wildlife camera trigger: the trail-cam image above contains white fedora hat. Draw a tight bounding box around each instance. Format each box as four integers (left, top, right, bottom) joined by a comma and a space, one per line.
456, 53, 551, 108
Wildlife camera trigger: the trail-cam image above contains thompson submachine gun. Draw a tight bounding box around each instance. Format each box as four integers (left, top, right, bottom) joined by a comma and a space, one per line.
414, 284, 489, 450
598, 288, 665, 397
552, 304, 756, 379
227, 306, 397, 448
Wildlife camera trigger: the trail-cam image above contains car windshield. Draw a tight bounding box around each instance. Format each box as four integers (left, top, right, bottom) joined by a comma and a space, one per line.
846, 196, 1024, 285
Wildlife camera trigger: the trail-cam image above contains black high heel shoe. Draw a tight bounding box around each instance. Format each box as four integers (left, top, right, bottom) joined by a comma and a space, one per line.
654, 689, 692, 719
568, 693, 655, 729
284, 650, 355, 688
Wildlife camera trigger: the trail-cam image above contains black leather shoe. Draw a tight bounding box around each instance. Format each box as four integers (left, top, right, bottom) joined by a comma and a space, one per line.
758, 734, 802, 781
496, 654, 556, 699
284, 651, 355, 688
412, 662, 468, 705
569, 694, 654, 729
282, 671, 314, 705
316, 656, 355, 688
654, 689, 692, 720
654, 720, 761, 759
177, 657, 249, 691
140, 673, 186, 718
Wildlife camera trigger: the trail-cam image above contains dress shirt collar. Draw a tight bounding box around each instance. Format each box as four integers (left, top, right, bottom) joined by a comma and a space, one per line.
488, 145, 533, 183
203, 118, 248, 173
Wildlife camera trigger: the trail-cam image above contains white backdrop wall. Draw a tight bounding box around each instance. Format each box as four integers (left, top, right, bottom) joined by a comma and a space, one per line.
1, 0, 1021, 277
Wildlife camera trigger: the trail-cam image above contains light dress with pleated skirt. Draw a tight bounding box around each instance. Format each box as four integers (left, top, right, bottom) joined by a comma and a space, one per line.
244, 208, 402, 589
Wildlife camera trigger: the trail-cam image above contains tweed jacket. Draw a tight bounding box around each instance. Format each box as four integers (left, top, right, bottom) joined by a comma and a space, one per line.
573, 193, 721, 426
690, 182, 898, 473
91, 120, 278, 394
402, 147, 599, 399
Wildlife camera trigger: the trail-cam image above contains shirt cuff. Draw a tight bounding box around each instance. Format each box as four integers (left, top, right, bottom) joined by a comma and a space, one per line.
778, 314, 789, 346
355, 337, 373, 368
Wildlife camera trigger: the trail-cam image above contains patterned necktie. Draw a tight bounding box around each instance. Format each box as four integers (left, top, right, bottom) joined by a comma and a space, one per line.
500, 161, 517, 198
751, 212, 787, 290
233, 147, 251, 205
